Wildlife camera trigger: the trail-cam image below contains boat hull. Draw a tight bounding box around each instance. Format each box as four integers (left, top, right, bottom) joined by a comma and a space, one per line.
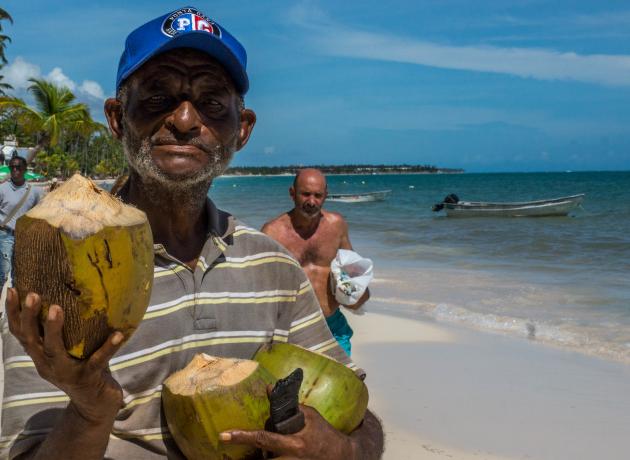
443, 194, 584, 217
328, 190, 391, 203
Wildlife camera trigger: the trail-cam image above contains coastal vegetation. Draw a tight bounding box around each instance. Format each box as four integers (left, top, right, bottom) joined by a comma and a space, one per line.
0, 7, 126, 179
0, 78, 126, 179
225, 164, 464, 175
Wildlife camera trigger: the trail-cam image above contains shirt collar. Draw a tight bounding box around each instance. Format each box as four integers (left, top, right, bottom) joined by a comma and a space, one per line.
205, 198, 235, 239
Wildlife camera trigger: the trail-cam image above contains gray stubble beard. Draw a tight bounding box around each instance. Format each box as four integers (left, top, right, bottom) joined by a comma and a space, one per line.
121, 126, 237, 212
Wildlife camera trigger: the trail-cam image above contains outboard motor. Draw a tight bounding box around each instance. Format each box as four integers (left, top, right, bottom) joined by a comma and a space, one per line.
444, 193, 459, 204
432, 193, 460, 212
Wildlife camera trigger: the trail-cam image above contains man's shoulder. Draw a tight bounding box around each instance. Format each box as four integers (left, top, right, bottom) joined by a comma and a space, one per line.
322, 210, 347, 227
260, 212, 290, 234
231, 219, 295, 256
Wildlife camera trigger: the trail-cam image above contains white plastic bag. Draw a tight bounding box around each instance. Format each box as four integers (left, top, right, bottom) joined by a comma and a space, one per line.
330, 249, 373, 305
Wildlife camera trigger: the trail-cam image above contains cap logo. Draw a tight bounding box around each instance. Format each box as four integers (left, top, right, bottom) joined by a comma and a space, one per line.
161, 7, 221, 38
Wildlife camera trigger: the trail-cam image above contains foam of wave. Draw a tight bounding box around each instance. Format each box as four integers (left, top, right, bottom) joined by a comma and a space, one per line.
369, 296, 630, 364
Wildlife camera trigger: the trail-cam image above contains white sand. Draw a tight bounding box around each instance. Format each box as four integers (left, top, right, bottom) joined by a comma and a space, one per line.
346, 307, 630, 460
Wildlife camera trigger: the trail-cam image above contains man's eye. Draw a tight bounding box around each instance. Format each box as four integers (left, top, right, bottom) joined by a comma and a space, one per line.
199, 97, 224, 112
146, 95, 169, 107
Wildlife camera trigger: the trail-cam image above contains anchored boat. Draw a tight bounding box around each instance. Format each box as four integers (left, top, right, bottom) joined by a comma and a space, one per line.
432, 193, 585, 217
328, 190, 391, 203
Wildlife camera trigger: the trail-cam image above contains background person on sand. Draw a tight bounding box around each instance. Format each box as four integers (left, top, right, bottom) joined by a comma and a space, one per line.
262, 169, 370, 356
1, 7, 383, 460
0, 156, 43, 287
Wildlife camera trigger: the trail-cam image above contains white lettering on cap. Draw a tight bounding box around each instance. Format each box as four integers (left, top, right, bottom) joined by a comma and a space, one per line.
176, 17, 191, 30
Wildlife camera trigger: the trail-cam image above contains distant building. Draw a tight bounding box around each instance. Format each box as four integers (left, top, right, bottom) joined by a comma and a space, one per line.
0, 136, 37, 165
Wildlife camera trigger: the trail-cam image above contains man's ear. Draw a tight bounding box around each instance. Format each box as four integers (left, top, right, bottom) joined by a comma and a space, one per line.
104, 98, 124, 140
236, 108, 256, 151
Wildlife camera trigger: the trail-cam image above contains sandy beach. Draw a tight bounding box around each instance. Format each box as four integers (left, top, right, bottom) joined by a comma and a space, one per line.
347, 279, 630, 460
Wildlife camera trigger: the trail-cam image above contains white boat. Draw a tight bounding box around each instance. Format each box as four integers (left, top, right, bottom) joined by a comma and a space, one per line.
327, 190, 391, 203
434, 194, 585, 217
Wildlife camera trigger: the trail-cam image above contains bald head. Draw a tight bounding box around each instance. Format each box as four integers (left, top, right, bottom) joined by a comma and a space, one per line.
293, 168, 327, 191
290, 168, 328, 218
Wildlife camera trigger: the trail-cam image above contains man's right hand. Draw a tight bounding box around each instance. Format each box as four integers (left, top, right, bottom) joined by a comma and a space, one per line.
5, 288, 125, 424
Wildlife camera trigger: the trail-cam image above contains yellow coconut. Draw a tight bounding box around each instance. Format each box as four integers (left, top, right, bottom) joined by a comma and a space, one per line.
162, 353, 275, 460
13, 174, 153, 358
253, 343, 368, 433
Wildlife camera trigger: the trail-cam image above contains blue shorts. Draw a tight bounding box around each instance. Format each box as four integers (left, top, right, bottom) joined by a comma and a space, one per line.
325, 309, 354, 356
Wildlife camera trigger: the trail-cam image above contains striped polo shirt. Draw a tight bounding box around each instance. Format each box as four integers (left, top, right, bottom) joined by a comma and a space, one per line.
0, 200, 357, 459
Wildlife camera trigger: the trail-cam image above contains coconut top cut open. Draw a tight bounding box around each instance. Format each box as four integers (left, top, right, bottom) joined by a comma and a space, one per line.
165, 354, 261, 396
26, 174, 147, 239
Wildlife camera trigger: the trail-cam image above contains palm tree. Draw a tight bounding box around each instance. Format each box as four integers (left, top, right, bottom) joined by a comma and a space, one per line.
0, 73, 10, 96
0, 78, 93, 161
0, 8, 13, 65
0, 8, 14, 95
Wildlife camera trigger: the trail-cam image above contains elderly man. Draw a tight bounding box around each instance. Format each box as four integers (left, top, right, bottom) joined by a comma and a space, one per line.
0, 7, 383, 460
262, 169, 369, 356
0, 156, 43, 286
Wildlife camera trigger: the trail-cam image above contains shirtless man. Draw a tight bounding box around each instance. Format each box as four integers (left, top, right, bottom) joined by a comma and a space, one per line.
262, 169, 369, 355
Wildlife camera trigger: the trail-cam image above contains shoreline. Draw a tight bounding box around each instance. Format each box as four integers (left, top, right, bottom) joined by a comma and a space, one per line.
364, 263, 630, 367
347, 305, 630, 460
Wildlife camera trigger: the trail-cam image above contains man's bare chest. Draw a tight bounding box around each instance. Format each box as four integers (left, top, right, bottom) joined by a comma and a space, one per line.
283, 231, 340, 267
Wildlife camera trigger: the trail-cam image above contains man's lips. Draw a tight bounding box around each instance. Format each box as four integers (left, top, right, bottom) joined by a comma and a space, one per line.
152, 144, 207, 156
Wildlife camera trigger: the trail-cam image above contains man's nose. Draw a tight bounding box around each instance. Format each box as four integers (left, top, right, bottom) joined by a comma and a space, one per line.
166, 100, 202, 136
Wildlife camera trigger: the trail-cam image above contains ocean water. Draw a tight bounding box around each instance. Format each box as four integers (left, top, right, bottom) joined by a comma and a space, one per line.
210, 171, 630, 363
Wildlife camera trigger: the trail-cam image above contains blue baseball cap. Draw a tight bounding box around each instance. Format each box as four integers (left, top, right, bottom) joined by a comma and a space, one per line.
116, 6, 248, 94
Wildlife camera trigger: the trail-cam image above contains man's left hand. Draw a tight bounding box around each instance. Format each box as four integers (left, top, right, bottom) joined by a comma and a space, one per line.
220, 405, 355, 460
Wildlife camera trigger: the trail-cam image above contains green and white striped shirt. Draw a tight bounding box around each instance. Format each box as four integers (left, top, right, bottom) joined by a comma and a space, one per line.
0, 200, 356, 458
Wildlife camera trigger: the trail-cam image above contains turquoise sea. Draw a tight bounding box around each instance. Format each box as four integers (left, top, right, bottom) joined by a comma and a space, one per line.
211, 171, 630, 363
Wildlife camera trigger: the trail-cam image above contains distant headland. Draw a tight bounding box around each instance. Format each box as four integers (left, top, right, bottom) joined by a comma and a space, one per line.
224, 164, 464, 176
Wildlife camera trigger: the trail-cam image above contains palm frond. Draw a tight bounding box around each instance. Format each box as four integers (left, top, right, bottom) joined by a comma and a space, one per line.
0, 9, 13, 24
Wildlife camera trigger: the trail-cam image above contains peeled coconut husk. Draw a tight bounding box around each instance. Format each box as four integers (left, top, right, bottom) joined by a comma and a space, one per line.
162, 353, 275, 460
13, 174, 153, 359
253, 342, 369, 433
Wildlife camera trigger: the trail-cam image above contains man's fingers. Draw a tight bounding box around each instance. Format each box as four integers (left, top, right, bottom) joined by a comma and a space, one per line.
220, 430, 302, 455
87, 331, 125, 370
19, 293, 43, 346
42, 305, 66, 358
5, 288, 22, 334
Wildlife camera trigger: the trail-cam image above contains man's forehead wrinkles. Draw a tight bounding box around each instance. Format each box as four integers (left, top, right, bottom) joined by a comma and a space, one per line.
136, 63, 230, 88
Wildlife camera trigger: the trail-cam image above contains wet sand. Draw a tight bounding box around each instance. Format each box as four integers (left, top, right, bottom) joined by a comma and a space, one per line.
347, 299, 630, 460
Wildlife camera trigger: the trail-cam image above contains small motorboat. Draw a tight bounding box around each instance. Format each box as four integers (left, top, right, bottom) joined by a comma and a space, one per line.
432, 193, 585, 217
327, 190, 391, 203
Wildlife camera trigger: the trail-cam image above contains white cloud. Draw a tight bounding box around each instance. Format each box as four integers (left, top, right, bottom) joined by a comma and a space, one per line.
79, 80, 105, 100
3, 57, 41, 90
289, 4, 630, 87
3, 57, 107, 101
46, 67, 76, 91
264, 146, 276, 155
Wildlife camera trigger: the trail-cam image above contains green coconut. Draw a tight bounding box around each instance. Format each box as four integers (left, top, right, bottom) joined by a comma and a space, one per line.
162, 353, 275, 460
253, 343, 369, 433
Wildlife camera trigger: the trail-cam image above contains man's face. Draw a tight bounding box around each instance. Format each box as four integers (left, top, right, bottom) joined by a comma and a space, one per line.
108, 49, 254, 190
9, 161, 25, 184
291, 174, 327, 218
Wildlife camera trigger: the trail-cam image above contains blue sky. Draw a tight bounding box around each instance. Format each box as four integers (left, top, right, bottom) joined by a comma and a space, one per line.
2, 1, 630, 172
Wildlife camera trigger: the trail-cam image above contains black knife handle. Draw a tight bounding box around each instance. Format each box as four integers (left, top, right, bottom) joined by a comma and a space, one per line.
266, 368, 305, 435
